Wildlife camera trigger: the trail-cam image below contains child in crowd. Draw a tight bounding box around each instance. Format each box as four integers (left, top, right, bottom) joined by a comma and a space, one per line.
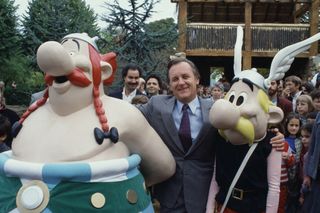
0, 115, 11, 153
210, 82, 224, 102
284, 112, 303, 212
299, 122, 313, 211
278, 137, 295, 213
296, 95, 314, 125
310, 89, 320, 111
306, 111, 318, 123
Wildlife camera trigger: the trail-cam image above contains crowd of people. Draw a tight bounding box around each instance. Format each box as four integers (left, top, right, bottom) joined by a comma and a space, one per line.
2, 57, 320, 213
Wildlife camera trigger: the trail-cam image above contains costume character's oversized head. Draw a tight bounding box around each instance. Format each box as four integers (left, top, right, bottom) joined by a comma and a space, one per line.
210, 26, 320, 145
15, 33, 117, 136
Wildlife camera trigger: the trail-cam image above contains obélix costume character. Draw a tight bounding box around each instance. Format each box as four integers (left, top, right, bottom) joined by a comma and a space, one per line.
0, 33, 176, 212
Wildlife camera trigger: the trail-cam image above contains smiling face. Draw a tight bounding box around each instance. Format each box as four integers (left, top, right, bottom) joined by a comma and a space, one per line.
124, 69, 140, 93
146, 77, 160, 95
168, 62, 199, 104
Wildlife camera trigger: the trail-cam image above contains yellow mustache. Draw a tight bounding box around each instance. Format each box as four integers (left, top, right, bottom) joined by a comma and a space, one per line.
219, 117, 255, 145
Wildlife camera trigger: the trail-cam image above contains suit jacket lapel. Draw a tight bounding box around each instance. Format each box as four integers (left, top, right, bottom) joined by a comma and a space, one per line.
187, 98, 213, 154
161, 97, 185, 153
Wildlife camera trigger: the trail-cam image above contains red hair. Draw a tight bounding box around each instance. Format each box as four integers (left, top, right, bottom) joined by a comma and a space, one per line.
89, 45, 109, 132
101, 52, 117, 86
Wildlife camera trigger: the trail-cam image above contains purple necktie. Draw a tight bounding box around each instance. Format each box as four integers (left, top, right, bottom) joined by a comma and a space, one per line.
179, 104, 192, 152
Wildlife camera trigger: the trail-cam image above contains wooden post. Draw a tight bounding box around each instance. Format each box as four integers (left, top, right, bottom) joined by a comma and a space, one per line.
243, 1, 252, 70
309, 0, 319, 56
178, 0, 187, 52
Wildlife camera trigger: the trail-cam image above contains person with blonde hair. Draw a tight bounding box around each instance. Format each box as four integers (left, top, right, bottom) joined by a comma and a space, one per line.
296, 95, 315, 125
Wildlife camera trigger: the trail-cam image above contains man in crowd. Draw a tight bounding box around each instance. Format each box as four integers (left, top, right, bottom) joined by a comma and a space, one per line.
108, 63, 145, 103
268, 80, 292, 119
283, 75, 303, 111
145, 74, 162, 97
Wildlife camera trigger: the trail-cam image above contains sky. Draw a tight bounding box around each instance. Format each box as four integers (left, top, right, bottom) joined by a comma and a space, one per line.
13, 0, 178, 29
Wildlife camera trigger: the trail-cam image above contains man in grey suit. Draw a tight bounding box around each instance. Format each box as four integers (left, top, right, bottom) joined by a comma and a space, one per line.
139, 58, 284, 213
139, 58, 218, 213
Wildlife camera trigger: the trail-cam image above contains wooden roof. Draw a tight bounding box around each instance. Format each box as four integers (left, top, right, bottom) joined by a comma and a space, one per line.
171, 0, 311, 3
171, 0, 311, 23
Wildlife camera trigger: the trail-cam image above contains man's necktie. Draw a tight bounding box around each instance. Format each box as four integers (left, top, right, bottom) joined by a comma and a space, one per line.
178, 104, 192, 152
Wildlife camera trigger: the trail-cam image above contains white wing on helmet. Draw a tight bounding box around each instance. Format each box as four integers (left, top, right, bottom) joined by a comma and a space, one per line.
234, 26, 243, 76
264, 32, 320, 88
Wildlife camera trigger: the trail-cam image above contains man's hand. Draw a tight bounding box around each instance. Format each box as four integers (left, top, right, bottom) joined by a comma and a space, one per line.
282, 152, 289, 160
299, 196, 304, 205
303, 176, 311, 188
269, 128, 284, 151
282, 86, 291, 98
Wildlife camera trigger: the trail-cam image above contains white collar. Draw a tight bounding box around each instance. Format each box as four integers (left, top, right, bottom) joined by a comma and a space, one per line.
176, 96, 200, 115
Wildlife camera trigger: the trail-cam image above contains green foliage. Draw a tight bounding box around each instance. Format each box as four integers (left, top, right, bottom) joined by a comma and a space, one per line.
144, 18, 178, 80
21, 0, 100, 66
0, 0, 20, 62
0, 0, 31, 105
101, 0, 178, 88
145, 18, 178, 49
2, 54, 44, 105
102, 0, 158, 66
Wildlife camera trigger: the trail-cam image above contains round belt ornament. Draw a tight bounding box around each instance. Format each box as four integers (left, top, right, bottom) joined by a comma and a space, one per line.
91, 192, 106, 209
126, 189, 138, 204
16, 180, 50, 213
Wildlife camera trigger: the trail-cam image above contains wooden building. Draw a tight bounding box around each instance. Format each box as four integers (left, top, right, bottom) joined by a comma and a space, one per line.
172, 0, 319, 85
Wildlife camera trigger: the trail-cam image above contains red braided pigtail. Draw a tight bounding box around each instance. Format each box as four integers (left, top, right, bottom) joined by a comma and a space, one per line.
19, 88, 49, 124
93, 87, 109, 132
89, 45, 109, 132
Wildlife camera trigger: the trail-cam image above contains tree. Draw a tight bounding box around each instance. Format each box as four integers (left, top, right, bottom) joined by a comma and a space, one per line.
2, 55, 42, 105
0, 0, 35, 105
145, 18, 178, 50
0, 0, 20, 64
144, 18, 178, 80
101, 0, 178, 88
102, 0, 159, 66
21, 0, 100, 64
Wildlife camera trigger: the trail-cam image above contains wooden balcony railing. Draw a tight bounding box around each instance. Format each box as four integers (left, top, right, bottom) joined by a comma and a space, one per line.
186, 23, 310, 55
251, 24, 310, 51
